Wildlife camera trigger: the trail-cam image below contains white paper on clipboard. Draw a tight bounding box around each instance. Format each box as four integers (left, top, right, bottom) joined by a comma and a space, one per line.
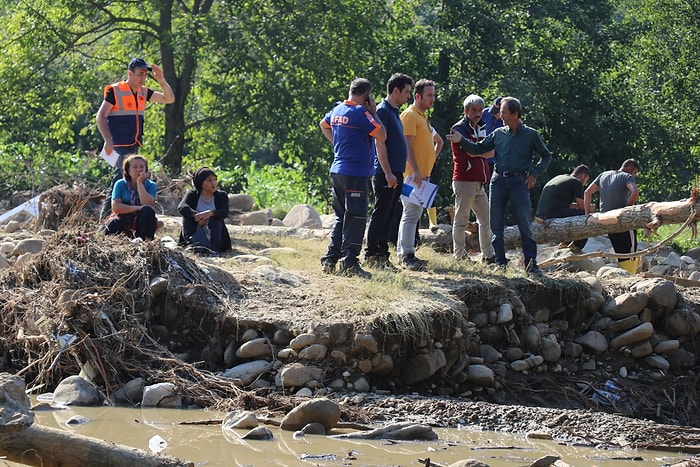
400, 175, 438, 209
100, 149, 120, 168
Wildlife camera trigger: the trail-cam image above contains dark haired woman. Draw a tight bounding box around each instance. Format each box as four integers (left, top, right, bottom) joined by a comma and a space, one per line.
104, 154, 158, 240
178, 167, 232, 253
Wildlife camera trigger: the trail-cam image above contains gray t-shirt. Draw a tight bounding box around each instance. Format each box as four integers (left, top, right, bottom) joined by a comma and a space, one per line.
196, 195, 216, 213
592, 170, 635, 212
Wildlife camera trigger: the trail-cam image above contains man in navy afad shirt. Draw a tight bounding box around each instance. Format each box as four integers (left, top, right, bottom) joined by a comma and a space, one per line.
320, 78, 387, 278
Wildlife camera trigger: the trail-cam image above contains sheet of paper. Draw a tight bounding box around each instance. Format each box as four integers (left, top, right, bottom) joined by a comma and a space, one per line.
100, 149, 120, 168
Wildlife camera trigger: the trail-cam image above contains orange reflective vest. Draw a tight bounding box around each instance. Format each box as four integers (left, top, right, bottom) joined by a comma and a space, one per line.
105, 81, 148, 147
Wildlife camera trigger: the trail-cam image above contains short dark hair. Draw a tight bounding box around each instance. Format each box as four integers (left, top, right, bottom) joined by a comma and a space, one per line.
501, 97, 522, 118
350, 78, 373, 97
571, 165, 591, 178
414, 79, 436, 97
387, 73, 414, 95
621, 159, 641, 172
123, 154, 148, 182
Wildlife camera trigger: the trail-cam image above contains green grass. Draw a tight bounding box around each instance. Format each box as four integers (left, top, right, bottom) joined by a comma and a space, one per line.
646, 223, 698, 254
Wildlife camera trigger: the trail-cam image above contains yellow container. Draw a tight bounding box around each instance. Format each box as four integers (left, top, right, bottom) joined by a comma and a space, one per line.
620, 257, 639, 275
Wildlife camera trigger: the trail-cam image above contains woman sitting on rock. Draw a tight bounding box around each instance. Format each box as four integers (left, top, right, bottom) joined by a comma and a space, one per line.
178, 167, 231, 253
104, 154, 158, 240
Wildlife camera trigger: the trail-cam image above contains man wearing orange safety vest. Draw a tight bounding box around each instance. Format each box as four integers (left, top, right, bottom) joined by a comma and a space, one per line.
96, 58, 175, 220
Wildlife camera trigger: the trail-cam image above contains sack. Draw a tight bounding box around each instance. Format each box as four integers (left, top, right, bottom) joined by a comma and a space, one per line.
189, 226, 214, 253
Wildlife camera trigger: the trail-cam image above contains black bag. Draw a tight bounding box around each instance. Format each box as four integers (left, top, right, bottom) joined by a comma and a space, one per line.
189, 227, 214, 253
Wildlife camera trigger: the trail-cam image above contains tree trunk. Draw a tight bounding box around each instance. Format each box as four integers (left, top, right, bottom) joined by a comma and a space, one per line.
509, 196, 699, 249
0, 424, 193, 467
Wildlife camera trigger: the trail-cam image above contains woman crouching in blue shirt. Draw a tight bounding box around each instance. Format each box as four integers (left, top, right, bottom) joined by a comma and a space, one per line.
178, 167, 232, 254
104, 154, 158, 240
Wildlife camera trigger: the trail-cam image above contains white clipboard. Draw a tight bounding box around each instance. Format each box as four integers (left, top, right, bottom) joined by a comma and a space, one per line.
100, 149, 120, 168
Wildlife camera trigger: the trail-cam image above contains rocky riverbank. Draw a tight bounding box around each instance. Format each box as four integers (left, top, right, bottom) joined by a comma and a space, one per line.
1, 202, 700, 455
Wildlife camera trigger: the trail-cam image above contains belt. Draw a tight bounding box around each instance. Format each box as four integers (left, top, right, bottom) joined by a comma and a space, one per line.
496, 170, 528, 177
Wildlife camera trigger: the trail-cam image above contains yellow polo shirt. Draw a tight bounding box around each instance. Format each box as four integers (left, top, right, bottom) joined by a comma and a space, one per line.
400, 104, 435, 177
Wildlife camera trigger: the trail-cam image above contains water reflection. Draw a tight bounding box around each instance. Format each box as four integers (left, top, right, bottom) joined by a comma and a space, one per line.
17, 404, 691, 467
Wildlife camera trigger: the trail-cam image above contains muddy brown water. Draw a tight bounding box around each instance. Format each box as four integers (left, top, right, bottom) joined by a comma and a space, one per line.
16, 403, 694, 467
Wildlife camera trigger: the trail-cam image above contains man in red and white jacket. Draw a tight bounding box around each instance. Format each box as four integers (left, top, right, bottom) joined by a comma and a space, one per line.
449, 94, 495, 263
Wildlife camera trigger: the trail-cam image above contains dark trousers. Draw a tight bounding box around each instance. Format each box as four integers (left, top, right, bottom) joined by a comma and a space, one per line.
99, 144, 140, 220
609, 230, 637, 263
365, 172, 403, 258
540, 207, 588, 250
321, 173, 368, 267
105, 205, 157, 240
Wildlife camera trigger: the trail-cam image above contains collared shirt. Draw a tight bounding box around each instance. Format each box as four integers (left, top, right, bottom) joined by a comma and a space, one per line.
450, 117, 490, 183
375, 98, 407, 174
458, 122, 551, 177
400, 104, 436, 177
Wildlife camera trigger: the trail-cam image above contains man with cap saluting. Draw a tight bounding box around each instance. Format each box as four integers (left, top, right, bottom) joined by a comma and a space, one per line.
96, 58, 175, 220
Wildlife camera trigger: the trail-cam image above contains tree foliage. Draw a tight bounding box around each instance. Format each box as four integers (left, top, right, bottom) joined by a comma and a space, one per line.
0, 0, 697, 212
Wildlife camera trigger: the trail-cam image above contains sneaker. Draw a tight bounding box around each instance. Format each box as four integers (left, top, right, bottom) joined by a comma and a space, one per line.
402, 254, 426, 271
338, 262, 372, 279
482, 256, 496, 264
527, 266, 544, 277
321, 260, 337, 274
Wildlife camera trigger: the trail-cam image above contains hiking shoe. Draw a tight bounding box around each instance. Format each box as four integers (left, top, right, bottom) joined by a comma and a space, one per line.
527, 266, 544, 277
402, 254, 426, 271
339, 263, 372, 279
482, 256, 497, 265
321, 260, 337, 274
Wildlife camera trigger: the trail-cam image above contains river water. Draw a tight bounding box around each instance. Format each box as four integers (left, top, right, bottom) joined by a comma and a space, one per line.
15, 403, 694, 467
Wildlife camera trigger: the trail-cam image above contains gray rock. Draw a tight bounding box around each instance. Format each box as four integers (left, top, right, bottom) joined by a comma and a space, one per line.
574, 331, 608, 354
401, 349, 446, 385
301, 422, 326, 435
110, 378, 144, 405
282, 204, 322, 229
352, 376, 370, 393
236, 337, 271, 359
277, 363, 324, 388
241, 426, 274, 440
11, 238, 45, 256
240, 209, 272, 225
280, 398, 341, 431
354, 333, 379, 353
222, 360, 272, 386
610, 322, 654, 349
228, 193, 255, 212
666, 310, 700, 336
466, 364, 494, 386
496, 303, 513, 324
53, 375, 102, 407
299, 343, 327, 361
0, 373, 33, 433
643, 355, 670, 370
141, 382, 182, 408
632, 278, 677, 314
448, 460, 492, 467
608, 315, 642, 333
608, 292, 648, 319
523, 325, 541, 353
222, 410, 259, 429
289, 333, 318, 351
540, 337, 561, 362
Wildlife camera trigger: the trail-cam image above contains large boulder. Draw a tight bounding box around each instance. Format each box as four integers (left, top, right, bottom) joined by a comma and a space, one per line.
53, 375, 102, 406
279, 398, 341, 431
282, 204, 323, 229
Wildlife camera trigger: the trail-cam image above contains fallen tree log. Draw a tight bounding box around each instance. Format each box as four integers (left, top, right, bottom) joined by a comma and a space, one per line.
0, 373, 192, 467
0, 425, 194, 467
520, 194, 699, 249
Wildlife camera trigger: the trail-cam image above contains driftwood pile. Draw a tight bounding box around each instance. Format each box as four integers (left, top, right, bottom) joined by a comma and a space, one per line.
0, 225, 247, 407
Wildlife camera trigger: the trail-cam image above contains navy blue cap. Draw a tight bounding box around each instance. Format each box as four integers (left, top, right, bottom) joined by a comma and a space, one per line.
128, 58, 152, 72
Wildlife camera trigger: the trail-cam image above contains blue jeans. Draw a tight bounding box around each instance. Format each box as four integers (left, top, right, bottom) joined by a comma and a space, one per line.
489, 173, 537, 269
322, 173, 368, 267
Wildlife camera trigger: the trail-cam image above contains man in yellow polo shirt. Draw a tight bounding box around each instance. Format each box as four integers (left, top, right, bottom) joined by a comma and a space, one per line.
397, 79, 439, 270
